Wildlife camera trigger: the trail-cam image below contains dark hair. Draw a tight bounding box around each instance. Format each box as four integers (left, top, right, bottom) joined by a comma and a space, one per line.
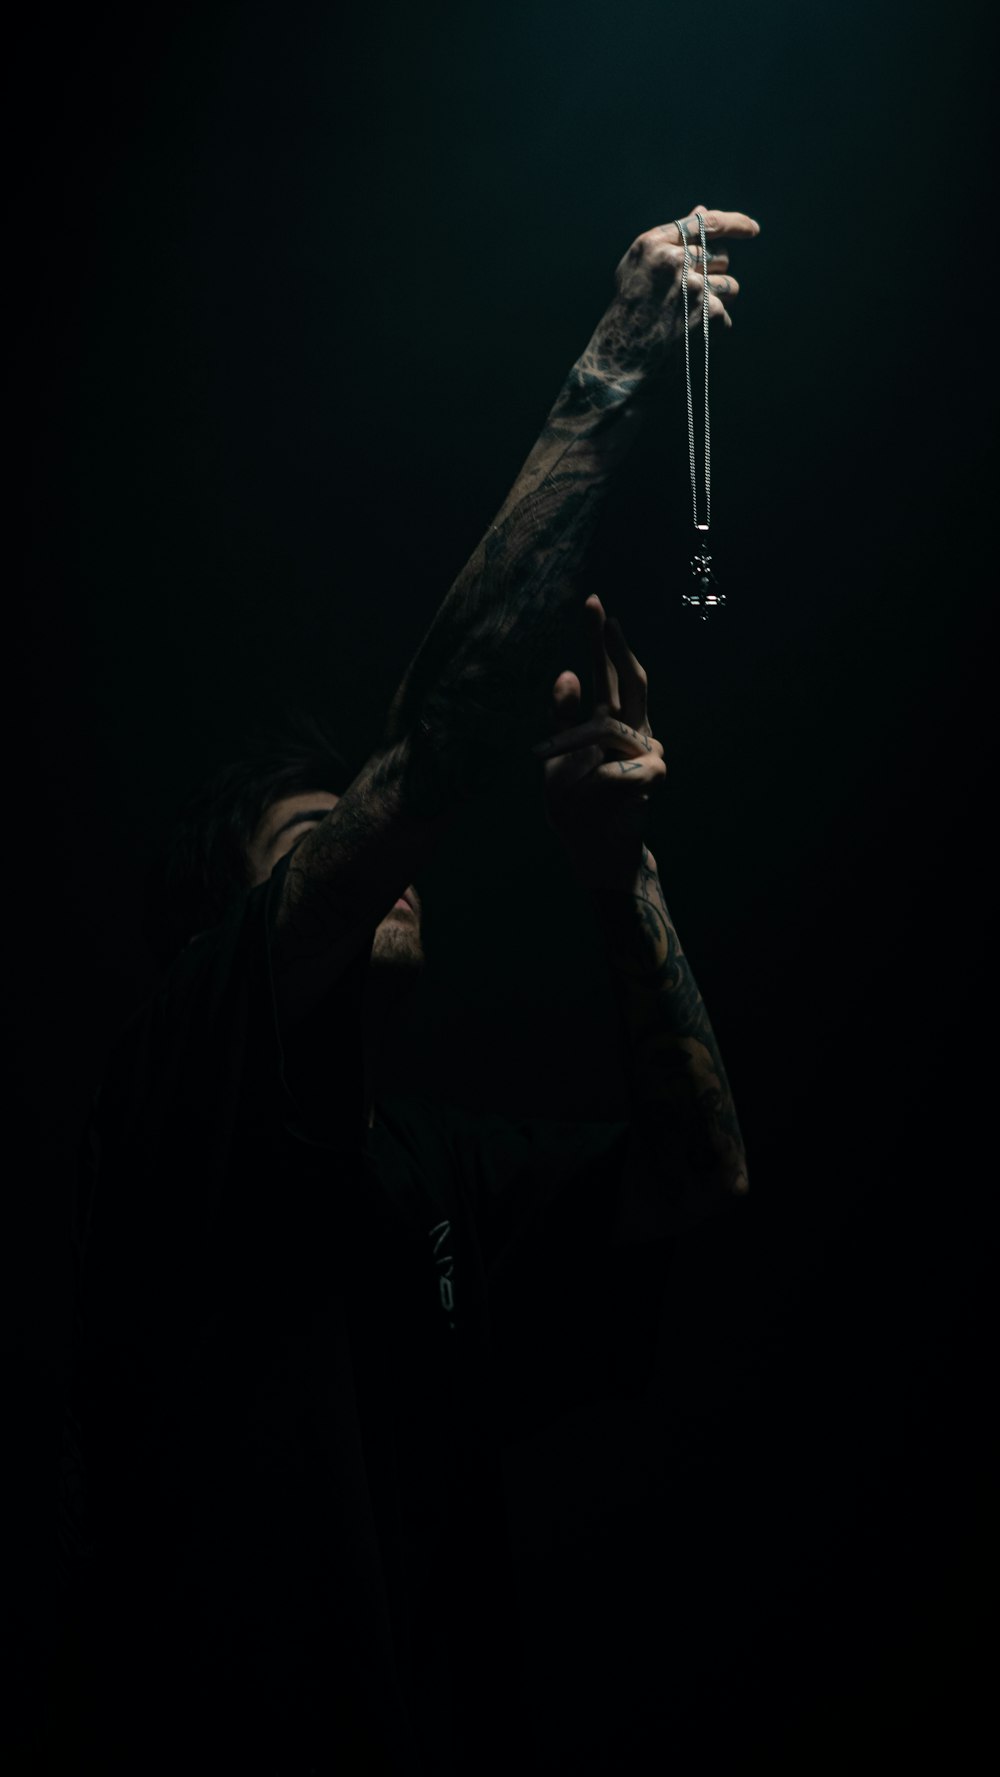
144, 714, 353, 967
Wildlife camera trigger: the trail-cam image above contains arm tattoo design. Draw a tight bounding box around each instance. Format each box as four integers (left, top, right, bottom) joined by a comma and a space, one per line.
274, 340, 646, 981
382, 347, 644, 785
596, 848, 749, 1199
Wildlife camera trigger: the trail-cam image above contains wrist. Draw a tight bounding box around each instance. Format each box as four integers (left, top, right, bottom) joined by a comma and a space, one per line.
392, 722, 481, 825
565, 838, 655, 901
581, 297, 681, 387
552, 346, 648, 441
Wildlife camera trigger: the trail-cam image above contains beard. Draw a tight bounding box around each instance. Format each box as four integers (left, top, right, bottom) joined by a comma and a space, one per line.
370, 907, 425, 977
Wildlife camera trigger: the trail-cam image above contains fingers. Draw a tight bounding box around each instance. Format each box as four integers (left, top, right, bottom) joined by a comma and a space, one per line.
628, 209, 758, 266
545, 748, 667, 796
584, 595, 618, 710
551, 670, 582, 732
681, 271, 736, 329
640, 241, 742, 284
552, 602, 653, 744
603, 615, 650, 733
534, 715, 663, 761
695, 292, 734, 329
679, 247, 731, 271
683, 270, 740, 300
630, 232, 740, 326
541, 740, 606, 794
613, 206, 756, 363
670, 206, 760, 243
590, 755, 667, 788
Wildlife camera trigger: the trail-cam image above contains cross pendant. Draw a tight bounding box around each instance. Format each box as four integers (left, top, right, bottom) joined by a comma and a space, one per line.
683, 539, 725, 619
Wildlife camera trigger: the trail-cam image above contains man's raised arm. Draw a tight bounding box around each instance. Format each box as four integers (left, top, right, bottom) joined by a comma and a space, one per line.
272, 207, 759, 1023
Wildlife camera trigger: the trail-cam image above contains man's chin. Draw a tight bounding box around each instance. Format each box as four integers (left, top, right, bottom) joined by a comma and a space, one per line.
370, 916, 425, 975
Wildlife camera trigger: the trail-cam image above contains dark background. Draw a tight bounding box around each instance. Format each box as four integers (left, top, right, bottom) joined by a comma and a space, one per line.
14, 0, 993, 1768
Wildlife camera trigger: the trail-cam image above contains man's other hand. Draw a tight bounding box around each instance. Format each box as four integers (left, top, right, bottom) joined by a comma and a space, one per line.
535, 596, 667, 886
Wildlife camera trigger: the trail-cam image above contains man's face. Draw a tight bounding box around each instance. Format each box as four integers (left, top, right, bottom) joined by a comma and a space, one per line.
246, 789, 424, 973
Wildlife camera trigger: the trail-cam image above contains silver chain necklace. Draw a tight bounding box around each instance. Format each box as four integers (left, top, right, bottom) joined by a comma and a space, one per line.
678, 212, 723, 619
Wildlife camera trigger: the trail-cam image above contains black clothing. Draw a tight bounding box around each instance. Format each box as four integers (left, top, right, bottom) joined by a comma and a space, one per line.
66, 857, 679, 1773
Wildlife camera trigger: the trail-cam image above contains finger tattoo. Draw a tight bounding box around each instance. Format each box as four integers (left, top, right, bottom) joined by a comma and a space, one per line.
613, 719, 650, 751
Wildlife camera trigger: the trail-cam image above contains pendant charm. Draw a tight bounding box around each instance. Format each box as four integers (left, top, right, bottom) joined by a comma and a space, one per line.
683, 538, 724, 619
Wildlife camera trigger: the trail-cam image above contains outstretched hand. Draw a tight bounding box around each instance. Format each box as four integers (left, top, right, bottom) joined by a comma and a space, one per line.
590, 203, 759, 381
535, 596, 667, 886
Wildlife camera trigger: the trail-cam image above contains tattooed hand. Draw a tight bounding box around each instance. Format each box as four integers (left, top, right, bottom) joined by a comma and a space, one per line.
535, 595, 667, 885
383, 203, 760, 784
584, 204, 760, 382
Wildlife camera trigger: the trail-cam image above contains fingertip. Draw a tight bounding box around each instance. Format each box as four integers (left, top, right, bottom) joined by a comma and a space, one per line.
552, 671, 582, 718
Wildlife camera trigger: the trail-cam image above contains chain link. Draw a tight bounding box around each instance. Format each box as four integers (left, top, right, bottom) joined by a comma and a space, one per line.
678, 212, 710, 534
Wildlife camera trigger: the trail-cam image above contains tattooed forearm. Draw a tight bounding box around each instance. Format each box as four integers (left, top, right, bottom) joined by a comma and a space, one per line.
594, 847, 749, 1200
272, 338, 650, 1009
383, 345, 647, 805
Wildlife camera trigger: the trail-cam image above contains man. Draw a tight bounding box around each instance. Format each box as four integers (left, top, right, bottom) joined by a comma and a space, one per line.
66, 206, 755, 1775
